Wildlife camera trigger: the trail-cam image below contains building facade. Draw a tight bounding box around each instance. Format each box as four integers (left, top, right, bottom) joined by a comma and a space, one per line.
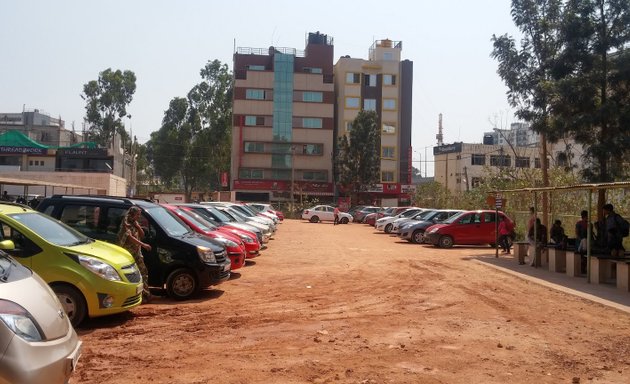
231, 32, 336, 202
333, 39, 414, 206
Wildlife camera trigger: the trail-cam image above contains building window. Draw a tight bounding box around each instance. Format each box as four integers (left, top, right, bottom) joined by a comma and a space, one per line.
239, 169, 264, 179
381, 171, 395, 182
382, 146, 395, 159
383, 52, 394, 61
471, 177, 482, 188
303, 67, 322, 74
383, 99, 396, 110
29, 160, 33, 166
383, 74, 396, 85
471, 154, 485, 166
247, 65, 265, 71
244, 142, 265, 153
302, 118, 323, 129
363, 74, 377, 87
40, 161, 44, 166
490, 154, 511, 167
245, 116, 257, 126
302, 171, 327, 181
302, 144, 323, 155
345, 97, 360, 109
246, 89, 266, 100
363, 99, 376, 111
302, 92, 323, 102
346, 72, 360, 84
345, 121, 353, 132
535, 158, 541, 168
382, 123, 396, 134
271, 169, 291, 180
516, 156, 531, 168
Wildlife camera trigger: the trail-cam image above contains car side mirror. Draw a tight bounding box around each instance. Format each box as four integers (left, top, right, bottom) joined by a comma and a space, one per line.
0, 239, 15, 250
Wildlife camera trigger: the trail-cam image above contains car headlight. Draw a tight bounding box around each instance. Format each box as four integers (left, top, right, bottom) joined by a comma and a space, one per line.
428, 227, 439, 234
67, 253, 122, 281
216, 237, 239, 248
0, 300, 43, 342
197, 246, 217, 263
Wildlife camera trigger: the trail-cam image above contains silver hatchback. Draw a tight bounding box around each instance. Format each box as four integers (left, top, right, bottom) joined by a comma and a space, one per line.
0, 250, 82, 384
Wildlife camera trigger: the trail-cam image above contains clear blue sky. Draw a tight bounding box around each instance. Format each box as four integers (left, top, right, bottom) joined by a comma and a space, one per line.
1, 0, 521, 177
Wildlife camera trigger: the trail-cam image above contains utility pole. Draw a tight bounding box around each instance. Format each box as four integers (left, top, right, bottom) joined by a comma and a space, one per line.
463, 166, 469, 191
290, 145, 296, 212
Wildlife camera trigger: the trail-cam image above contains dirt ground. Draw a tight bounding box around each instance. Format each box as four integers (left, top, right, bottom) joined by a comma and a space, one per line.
71, 220, 630, 384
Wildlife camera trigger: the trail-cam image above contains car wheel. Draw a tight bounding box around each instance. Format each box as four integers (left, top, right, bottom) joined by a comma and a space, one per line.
384, 223, 393, 233
438, 235, 454, 248
412, 230, 424, 244
340, 217, 349, 224
166, 268, 198, 300
52, 284, 87, 327
309, 216, 319, 223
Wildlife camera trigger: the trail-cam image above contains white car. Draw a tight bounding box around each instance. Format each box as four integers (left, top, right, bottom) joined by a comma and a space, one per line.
375, 208, 424, 233
302, 205, 352, 224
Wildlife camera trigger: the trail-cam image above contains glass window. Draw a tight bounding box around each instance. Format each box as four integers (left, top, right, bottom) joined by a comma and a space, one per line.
9, 212, 88, 247
382, 123, 396, 134
346, 72, 360, 84
303, 67, 322, 74
302, 171, 327, 181
239, 169, 264, 179
302, 118, 323, 129
247, 65, 265, 71
345, 97, 360, 109
244, 142, 265, 153
383, 74, 396, 85
471, 154, 485, 166
363, 99, 376, 111
383, 52, 394, 61
535, 158, 541, 168
490, 155, 511, 167
245, 116, 257, 126
303, 144, 323, 155
363, 74, 377, 87
345, 121, 353, 132
484, 212, 497, 223
302, 92, 323, 102
382, 146, 395, 159
516, 156, 530, 168
383, 99, 396, 110
246, 89, 265, 100
381, 171, 395, 182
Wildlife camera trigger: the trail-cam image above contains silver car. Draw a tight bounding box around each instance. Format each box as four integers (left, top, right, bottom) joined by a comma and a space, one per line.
0, 250, 82, 384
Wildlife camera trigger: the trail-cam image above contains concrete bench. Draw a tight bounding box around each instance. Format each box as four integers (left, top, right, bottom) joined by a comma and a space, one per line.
566, 252, 586, 277
547, 247, 567, 273
611, 260, 630, 292
589, 255, 630, 285
514, 242, 528, 264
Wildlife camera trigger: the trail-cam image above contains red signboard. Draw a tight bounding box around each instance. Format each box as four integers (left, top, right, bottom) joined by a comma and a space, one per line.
221, 172, 229, 187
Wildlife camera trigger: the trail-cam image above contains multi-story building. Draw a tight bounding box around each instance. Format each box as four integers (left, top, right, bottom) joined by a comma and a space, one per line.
333, 39, 414, 206
483, 122, 539, 147
0, 109, 81, 147
231, 32, 336, 202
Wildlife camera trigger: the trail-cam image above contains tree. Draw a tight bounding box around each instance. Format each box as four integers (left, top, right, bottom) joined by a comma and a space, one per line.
491, 0, 565, 228
414, 181, 451, 208
551, 0, 630, 213
82, 68, 136, 147
336, 110, 380, 203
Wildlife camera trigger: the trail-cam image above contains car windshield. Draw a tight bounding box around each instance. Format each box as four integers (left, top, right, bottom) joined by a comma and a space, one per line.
221, 208, 247, 222
416, 210, 437, 220
9, 212, 91, 246
176, 209, 216, 232
144, 206, 191, 236
442, 211, 468, 224
231, 205, 255, 217
400, 209, 420, 218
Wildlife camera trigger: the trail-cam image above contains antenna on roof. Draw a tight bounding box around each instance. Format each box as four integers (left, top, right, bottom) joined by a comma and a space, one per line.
436, 113, 444, 146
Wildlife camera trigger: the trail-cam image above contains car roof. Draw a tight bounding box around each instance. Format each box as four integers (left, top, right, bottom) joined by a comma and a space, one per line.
43, 194, 157, 208
0, 202, 33, 214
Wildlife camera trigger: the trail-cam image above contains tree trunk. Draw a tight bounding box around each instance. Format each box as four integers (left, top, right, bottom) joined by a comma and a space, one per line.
540, 132, 549, 229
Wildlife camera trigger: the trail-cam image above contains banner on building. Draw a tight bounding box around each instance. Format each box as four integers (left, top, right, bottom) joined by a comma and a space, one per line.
220, 172, 229, 187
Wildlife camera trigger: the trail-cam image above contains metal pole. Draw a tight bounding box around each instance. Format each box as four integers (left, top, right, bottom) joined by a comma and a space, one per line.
290, 146, 295, 212
587, 189, 592, 283
533, 192, 538, 268
424, 146, 428, 179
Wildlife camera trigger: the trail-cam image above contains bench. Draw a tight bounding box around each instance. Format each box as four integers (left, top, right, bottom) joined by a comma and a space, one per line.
614, 260, 630, 292
514, 242, 528, 264
589, 254, 630, 285
545, 243, 576, 273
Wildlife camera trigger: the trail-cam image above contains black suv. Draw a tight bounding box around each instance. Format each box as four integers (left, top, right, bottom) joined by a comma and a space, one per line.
37, 195, 231, 300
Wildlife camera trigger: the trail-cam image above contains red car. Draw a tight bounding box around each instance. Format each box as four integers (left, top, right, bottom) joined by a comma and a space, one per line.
163, 204, 246, 270
178, 205, 262, 258
424, 210, 514, 248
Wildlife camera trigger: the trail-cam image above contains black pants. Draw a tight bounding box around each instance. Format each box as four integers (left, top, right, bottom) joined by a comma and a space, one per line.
499, 235, 511, 252
334, 215, 339, 225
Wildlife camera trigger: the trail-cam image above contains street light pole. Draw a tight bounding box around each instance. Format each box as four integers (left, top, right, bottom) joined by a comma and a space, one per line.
290, 145, 295, 212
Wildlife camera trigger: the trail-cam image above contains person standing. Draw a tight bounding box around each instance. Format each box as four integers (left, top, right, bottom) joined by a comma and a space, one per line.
528, 218, 547, 266
526, 207, 536, 263
498, 216, 513, 254
603, 203, 627, 257
333, 206, 340, 226
575, 210, 590, 254
118, 206, 152, 302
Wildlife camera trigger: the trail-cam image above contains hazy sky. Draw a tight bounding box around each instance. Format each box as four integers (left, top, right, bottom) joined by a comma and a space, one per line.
1, 0, 521, 176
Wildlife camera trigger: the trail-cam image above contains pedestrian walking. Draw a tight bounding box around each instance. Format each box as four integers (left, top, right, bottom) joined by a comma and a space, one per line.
333, 206, 340, 226
118, 206, 152, 303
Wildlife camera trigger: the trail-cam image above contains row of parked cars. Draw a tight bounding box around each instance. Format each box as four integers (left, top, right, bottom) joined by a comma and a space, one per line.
0, 195, 283, 384
347, 205, 514, 248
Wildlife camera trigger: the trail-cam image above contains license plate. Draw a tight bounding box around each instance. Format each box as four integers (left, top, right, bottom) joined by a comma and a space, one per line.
136, 284, 143, 295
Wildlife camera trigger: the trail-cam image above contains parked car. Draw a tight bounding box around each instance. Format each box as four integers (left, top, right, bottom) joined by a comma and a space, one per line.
375, 208, 423, 233
36, 195, 231, 301
390, 210, 437, 234
214, 206, 274, 241
249, 203, 284, 221
0, 250, 82, 383
363, 207, 391, 227
0, 202, 143, 325
163, 204, 246, 271
352, 206, 381, 223
424, 210, 514, 248
301, 205, 352, 224
204, 202, 277, 232
398, 210, 463, 243
177, 204, 262, 257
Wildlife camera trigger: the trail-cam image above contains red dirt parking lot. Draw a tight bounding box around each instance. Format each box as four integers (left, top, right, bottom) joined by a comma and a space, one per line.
71, 219, 630, 384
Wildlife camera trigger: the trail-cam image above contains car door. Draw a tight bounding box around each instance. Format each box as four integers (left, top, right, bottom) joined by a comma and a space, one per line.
322, 206, 334, 221
482, 212, 498, 244
0, 221, 42, 269
451, 212, 482, 244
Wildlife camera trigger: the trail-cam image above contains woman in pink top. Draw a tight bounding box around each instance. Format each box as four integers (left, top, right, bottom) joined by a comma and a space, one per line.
333, 207, 340, 225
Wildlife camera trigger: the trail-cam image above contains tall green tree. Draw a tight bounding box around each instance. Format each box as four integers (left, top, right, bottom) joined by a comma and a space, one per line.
491, 0, 564, 227
336, 110, 380, 203
81, 68, 136, 147
551, 0, 630, 211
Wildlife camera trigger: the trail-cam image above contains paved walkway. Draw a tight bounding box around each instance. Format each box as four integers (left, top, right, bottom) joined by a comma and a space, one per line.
475, 254, 630, 314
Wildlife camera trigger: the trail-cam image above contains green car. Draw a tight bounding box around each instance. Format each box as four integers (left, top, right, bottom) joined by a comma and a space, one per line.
0, 202, 142, 326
